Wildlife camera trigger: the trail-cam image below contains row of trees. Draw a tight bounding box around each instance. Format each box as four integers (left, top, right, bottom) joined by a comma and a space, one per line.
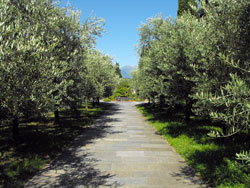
133, 0, 249, 137
0, 0, 119, 139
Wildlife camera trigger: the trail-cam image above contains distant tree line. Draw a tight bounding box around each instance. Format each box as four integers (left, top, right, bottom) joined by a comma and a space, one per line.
0, 0, 120, 140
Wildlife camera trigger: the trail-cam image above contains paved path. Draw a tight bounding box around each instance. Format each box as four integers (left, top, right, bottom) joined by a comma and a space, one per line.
25, 102, 209, 188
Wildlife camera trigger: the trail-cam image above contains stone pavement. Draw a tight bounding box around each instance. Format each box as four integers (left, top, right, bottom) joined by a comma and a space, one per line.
25, 102, 209, 188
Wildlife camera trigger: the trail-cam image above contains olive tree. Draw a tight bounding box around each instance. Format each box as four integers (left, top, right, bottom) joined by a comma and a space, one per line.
82, 49, 119, 110
0, 0, 106, 138
0, 0, 68, 138
190, 0, 250, 136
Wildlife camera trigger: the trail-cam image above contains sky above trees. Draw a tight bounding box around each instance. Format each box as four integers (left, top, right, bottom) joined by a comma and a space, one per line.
59, 0, 178, 67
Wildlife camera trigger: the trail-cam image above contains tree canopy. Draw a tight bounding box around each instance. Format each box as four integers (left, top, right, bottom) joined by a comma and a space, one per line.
0, 0, 120, 139
134, 0, 250, 134
178, 0, 197, 16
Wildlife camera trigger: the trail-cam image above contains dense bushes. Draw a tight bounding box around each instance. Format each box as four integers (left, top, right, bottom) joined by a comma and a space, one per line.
104, 79, 138, 101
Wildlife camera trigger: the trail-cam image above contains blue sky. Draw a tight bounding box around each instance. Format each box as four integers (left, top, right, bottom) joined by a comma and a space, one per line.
59, 0, 178, 67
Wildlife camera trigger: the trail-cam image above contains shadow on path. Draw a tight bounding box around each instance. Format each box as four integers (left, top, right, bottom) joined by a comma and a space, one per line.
170, 165, 210, 188
25, 102, 123, 188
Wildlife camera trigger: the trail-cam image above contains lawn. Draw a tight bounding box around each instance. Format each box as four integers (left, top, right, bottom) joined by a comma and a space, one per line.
137, 104, 250, 188
0, 102, 112, 188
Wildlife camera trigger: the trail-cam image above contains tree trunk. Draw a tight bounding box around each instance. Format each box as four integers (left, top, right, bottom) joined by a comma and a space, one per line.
54, 109, 59, 124
85, 97, 88, 111
12, 116, 19, 140
92, 98, 95, 107
185, 98, 192, 123
159, 95, 165, 108
73, 107, 79, 118
97, 97, 100, 105
152, 98, 156, 108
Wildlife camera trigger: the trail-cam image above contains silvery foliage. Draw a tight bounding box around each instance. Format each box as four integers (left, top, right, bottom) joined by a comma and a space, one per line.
0, 0, 67, 119
0, 0, 109, 122
135, 0, 249, 165
137, 15, 172, 102
137, 14, 197, 107
83, 49, 119, 100
136, 0, 249, 135
190, 0, 250, 137
236, 150, 250, 167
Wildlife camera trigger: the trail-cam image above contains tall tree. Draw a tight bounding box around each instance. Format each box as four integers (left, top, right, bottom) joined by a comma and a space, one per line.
114, 62, 122, 78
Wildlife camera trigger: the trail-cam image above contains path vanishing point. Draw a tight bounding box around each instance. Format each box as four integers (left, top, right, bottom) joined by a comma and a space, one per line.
25, 102, 209, 188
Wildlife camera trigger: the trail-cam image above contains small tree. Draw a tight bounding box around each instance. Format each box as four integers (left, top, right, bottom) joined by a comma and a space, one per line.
113, 79, 132, 98
114, 62, 122, 78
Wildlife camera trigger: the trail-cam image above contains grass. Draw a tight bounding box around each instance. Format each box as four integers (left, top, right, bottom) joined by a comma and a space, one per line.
136, 104, 250, 188
0, 102, 111, 188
